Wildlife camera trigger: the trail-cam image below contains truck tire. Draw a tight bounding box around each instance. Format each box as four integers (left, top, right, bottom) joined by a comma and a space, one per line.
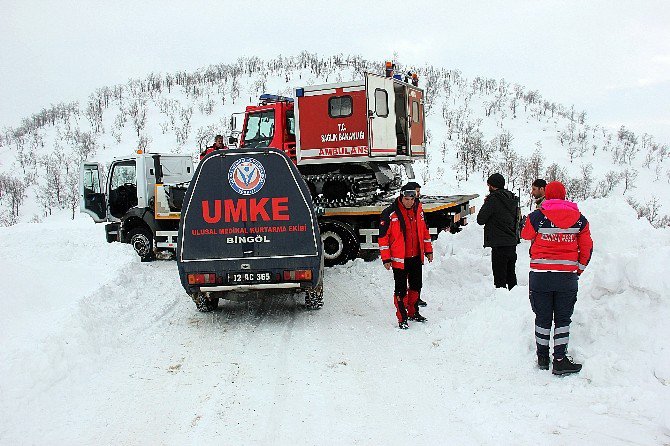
320, 220, 359, 266
359, 249, 380, 262
305, 282, 324, 309
128, 227, 155, 262
192, 292, 219, 312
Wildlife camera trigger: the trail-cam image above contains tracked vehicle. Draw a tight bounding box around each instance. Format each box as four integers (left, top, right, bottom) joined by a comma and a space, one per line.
235, 72, 426, 206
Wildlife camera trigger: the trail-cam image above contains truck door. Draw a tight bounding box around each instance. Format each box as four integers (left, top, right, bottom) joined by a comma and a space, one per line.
79, 162, 107, 222
107, 160, 139, 219
408, 87, 426, 157
366, 73, 397, 157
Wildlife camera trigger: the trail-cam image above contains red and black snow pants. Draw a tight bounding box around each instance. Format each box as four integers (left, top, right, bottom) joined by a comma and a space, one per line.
392, 256, 423, 322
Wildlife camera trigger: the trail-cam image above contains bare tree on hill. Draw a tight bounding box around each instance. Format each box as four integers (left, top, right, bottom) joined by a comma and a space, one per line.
621, 168, 638, 193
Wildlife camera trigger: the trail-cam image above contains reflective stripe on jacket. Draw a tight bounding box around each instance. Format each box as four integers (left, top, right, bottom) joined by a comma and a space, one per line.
521, 199, 593, 273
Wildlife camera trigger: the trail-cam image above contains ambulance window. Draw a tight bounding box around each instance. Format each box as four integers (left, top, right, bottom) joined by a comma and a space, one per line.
328, 96, 352, 118
375, 89, 389, 117
412, 101, 419, 124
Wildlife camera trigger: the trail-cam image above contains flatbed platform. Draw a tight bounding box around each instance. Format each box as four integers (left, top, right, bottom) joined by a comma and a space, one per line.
322, 194, 479, 217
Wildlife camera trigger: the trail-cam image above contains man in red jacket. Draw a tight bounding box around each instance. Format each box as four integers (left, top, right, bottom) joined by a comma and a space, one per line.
521, 181, 593, 375
199, 134, 228, 160
379, 183, 434, 329
405, 181, 428, 309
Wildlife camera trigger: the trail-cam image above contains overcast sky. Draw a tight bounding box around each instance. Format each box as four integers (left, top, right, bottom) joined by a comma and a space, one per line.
2, 0, 669, 142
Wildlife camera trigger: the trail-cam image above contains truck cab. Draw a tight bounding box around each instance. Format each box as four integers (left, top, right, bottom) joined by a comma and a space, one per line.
80, 152, 194, 260
238, 94, 296, 159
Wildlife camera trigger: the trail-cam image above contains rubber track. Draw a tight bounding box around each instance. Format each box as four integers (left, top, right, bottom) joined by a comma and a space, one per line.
303, 173, 400, 207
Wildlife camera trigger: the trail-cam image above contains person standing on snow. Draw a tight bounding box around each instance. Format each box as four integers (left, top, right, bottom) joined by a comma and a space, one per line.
531, 179, 547, 210
476, 173, 520, 290
521, 181, 593, 375
404, 181, 428, 310
379, 183, 433, 329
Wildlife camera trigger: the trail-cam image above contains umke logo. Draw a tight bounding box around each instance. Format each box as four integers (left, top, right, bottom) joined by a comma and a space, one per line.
228, 158, 266, 195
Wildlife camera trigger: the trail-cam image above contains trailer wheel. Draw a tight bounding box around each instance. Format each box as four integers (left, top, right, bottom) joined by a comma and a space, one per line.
192, 292, 219, 312
305, 282, 324, 309
128, 227, 155, 262
320, 220, 359, 267
359, 249, 380, 262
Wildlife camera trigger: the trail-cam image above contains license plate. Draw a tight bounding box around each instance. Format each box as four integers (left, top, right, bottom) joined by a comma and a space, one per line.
227, 271, 272, 284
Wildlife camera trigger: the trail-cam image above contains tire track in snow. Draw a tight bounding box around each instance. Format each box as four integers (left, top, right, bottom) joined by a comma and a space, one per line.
183, 292, 304, 443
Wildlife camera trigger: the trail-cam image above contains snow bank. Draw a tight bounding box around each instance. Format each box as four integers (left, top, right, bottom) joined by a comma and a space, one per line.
1, 197, 669, 445
418, 195, 670, 443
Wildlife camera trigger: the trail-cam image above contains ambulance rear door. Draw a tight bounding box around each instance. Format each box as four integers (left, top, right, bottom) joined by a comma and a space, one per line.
408, 86, 426, 158
366, 73, 397, 158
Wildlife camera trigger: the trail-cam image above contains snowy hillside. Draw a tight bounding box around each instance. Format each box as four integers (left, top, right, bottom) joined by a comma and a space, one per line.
0, 53, 668, 226
1, 53, 670, 444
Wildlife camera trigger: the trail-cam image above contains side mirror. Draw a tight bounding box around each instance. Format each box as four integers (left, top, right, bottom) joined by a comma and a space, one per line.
228, 136, 238, 145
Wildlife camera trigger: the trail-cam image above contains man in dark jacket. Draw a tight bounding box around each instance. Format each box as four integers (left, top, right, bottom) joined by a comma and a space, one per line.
476, 173, 519, 289
521, 181, 593, 375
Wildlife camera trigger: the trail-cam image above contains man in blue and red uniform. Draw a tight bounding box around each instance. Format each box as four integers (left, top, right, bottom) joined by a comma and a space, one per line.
379, 183, 434, 329
521, 181, 593, 375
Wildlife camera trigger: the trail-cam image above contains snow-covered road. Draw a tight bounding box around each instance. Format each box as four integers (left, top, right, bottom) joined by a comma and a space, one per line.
1, 197, 670, 445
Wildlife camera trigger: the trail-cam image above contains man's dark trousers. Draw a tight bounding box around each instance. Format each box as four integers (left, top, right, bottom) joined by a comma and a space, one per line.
392, 256, 422, 321
529, 272, 578, 359
491, 245, 517, 289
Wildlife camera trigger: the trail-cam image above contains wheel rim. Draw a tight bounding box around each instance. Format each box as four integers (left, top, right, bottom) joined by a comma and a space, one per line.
131, 234, 151, 257
321, 230, 344, 260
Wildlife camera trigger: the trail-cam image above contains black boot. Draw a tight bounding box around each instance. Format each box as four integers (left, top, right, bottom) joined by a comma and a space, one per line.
398, 319, 409, 329
409, 313, 427, 322
552, 356, 582, 375
537, 355, 550, 370
416, 297, 427, 307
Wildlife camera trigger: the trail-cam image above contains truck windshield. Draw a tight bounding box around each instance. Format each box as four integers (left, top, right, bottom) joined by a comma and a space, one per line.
243, 110, 275, 148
